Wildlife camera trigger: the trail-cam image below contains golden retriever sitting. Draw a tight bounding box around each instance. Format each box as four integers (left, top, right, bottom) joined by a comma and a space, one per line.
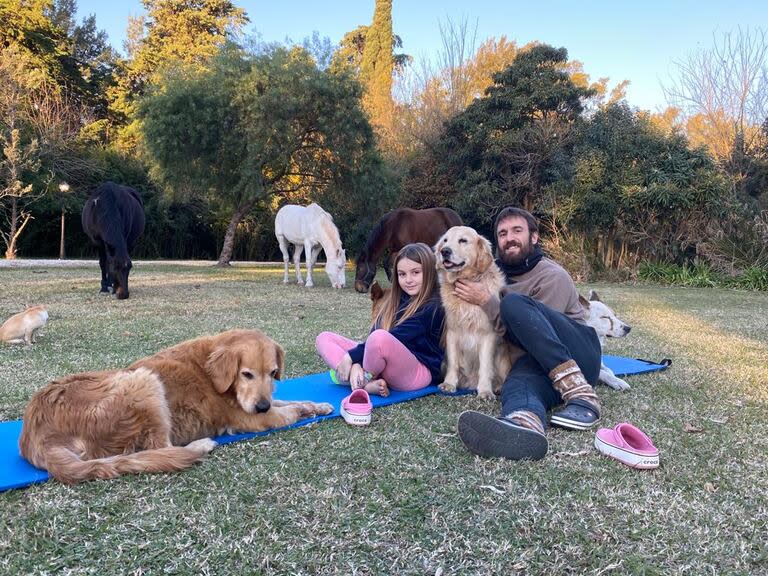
435, 226, 513, 400
0, 305, 48, 345
19, 329, 333, 484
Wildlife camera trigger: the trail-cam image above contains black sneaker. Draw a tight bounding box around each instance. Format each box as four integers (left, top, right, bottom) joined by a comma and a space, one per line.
457, 411, 548, 461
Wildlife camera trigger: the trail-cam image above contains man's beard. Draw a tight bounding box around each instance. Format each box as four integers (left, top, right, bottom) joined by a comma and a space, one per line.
498, 237, 535, 265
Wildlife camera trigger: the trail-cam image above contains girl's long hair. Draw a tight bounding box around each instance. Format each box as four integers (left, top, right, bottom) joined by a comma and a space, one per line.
374, 243, 439, 331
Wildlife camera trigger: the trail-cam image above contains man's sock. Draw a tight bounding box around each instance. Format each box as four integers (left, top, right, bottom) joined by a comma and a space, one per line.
503, 409, 546, 435
549, 360, 600, 410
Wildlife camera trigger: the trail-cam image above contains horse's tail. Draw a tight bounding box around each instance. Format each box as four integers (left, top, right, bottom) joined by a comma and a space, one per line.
26, 436, 216, 485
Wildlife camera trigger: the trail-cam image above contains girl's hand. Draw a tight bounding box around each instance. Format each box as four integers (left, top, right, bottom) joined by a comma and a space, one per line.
349, 363, 366, 389
336, 354, 353, 382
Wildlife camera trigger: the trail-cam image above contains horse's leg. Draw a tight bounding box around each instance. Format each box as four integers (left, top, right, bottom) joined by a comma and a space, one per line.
309, 244, 322, 268
277, 235, 291, 284
383, 251, 393, 281
97, 243, 111, 294
304, 240, 316, 287
293, 244, 304, 285
309, 244, 322, 272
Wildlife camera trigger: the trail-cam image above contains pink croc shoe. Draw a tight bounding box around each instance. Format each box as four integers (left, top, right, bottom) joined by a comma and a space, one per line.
340, 389, 372, 426
595, 423, 659, 469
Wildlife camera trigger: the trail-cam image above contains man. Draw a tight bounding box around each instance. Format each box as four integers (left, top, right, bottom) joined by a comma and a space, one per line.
453, 207, 601, 461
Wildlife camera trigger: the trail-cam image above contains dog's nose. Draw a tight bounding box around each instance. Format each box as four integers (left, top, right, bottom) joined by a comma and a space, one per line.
624, 326, 632, 334
440, 247, 452, 259
254, 400, 271, 413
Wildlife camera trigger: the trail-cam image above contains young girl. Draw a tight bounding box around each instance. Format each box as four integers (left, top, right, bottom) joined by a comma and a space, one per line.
316, 242, 444, 396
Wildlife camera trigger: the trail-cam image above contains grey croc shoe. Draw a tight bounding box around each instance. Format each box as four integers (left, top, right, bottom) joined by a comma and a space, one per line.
457, 411, 548, 461
550, 399, 600, 431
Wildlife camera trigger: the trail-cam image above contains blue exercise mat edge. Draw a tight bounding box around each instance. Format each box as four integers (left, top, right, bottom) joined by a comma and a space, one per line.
0, 355, 669, 492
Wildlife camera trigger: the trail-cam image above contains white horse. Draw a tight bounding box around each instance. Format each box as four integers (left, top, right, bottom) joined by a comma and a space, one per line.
274, 203, 347, 289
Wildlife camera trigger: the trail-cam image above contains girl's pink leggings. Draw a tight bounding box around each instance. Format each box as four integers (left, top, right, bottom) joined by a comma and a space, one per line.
315, 330, 432, 391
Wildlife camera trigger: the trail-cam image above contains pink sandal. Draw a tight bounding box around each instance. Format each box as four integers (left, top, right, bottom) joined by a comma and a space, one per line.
340, 389, 372, 426
594, 423, 659, 469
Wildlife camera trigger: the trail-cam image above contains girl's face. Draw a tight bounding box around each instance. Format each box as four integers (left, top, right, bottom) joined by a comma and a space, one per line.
397, 257, 423, 297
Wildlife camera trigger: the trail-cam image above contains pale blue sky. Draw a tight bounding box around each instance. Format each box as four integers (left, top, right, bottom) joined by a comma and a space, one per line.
75, 0, 768, 112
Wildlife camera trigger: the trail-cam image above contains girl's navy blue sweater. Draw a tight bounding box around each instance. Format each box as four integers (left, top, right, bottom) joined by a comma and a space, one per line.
347, 294, 445, 384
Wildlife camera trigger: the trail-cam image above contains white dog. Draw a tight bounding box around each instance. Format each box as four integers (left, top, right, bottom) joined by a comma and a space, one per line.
581, 290, 632, 391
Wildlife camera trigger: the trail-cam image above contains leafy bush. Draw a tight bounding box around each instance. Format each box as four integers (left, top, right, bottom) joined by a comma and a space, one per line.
728, 266, 768, 291
638, 261, 768, 291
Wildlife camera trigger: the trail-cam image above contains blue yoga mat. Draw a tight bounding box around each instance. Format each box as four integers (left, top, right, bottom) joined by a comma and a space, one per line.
0, 355, 669, 492
602, 355, 671, 376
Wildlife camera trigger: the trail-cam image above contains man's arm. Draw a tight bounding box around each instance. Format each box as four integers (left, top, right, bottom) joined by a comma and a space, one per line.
528, 267, 582, 317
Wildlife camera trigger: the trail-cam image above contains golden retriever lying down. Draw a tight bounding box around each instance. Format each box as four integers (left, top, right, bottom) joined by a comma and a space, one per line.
19, 329, 333, 484
435, 226, 514, 400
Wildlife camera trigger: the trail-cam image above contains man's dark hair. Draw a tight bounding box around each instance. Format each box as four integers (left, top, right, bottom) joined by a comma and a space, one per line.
494, 207, 539, 235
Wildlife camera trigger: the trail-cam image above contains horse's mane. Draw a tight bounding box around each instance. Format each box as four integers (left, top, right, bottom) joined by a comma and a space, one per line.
300, 203, 341, 253
361, 210, 394, 259
307, 202, 332, 220
319, 216, 342, 247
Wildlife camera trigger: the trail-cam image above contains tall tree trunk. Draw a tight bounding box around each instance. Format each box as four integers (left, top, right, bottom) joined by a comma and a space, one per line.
3, 198, 32, 260
5, 198, 19, 259
4, 198, 18, 259
216, 196, 260, 266
59, 209, 66, 259
605, 231, 615, 268
618, 239, 627, 269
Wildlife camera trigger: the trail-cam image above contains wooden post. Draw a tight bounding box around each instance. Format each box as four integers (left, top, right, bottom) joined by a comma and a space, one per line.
59, 208, 65, 259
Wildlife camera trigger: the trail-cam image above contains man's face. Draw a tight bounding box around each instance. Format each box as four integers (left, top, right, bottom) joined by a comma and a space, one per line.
496, 215, 539, 265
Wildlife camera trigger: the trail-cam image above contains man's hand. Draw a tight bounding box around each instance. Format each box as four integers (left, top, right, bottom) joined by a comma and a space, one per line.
335, 353, 354, 382
454, 279, 492, 306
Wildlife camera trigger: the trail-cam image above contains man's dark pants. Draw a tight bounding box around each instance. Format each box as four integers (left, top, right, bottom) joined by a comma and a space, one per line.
498, 293, 601, 428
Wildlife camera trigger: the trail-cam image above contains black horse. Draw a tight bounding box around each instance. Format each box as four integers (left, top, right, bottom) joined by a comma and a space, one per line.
354, 207, 463, 293
81, 182, 145, 300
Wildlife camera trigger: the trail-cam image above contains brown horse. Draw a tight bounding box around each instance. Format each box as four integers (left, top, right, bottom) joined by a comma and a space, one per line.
354, 207, 463, 293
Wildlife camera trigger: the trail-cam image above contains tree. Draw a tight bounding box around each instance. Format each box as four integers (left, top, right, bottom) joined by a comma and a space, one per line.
360, 0, 394, 143
140, 45, 387, 265
0, 1, 110, 258
559, 103, 727, 268
49, 0, 119, 121
108, 0, 248, 151
429, 44, 594, 234
664, 27, 768, 197
0, 0, 80, 88
0, 47, 44, 258
395, 18, 484, 153
331, 25, 409, 75
0, 43, 89, 258
396, 30, 625, 201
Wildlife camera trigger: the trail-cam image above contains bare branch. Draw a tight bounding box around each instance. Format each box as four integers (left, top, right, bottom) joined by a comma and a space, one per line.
663, 27, 768, 162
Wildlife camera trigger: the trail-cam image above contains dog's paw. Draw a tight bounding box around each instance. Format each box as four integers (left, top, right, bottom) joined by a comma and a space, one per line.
297, 401, 332, 417
314, 402, 334, 415
477, 387, 496, 401
438, 381, 457, 394
605, 377, 631, 391
187, 438, 217, 454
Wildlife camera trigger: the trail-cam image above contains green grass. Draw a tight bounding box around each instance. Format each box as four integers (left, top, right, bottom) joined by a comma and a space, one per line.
1, 264, 767, 575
